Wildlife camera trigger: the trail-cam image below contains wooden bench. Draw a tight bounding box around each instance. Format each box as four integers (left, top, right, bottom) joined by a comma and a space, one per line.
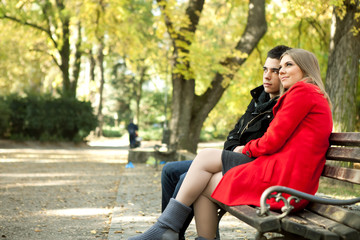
218, 132, 360, 240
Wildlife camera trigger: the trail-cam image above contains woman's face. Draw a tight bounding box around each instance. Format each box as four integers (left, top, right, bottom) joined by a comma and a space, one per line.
279, 55, 304, 89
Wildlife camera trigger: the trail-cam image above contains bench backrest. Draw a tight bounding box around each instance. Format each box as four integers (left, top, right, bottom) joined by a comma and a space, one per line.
324, 132, 360, 185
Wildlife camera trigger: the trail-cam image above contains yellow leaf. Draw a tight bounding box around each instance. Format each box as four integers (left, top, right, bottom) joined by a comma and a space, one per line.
91, 230, 97, 234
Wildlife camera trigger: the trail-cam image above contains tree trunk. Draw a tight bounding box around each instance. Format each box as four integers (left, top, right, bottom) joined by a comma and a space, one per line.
162, 0, 267, 153
0, 0, 81, 99
56, 0, 77, 99
96, 41, 105, 137
71, 22, 82, 98
135, 65, 147, 126
325, 0, 360, 132
59, 15, 72, 98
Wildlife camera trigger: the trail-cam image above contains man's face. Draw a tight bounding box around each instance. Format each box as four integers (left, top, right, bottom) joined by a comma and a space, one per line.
263, 58, 281, 98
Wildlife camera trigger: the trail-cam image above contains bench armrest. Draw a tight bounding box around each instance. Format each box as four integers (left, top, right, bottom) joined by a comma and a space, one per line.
259, 185, 360, 219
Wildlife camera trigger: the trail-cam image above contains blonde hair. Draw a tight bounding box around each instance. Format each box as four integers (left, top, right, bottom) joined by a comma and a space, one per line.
280, 48, 332, 107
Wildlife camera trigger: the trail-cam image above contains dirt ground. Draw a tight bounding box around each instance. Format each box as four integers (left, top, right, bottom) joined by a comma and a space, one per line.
0, 137, 256, 240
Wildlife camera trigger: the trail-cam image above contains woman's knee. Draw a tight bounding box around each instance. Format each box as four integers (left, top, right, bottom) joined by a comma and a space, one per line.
196, 148, 220, 159
161, 160, 191, 182
194, 148, 222, 170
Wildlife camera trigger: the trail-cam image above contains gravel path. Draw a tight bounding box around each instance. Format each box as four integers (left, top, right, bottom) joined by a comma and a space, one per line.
0, 138, 256, 240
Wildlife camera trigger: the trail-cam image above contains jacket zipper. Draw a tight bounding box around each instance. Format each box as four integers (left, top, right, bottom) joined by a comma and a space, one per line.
237, 110, 272, 136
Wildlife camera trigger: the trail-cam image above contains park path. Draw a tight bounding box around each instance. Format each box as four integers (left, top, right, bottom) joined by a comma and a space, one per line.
0, 137, 256, 240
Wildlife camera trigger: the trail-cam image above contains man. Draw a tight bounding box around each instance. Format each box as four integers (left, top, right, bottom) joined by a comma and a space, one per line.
127, 119, 139, 148
161, 45, 291, 239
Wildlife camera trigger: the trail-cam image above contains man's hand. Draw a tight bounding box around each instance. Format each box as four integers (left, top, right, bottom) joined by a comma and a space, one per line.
233, 146, 244, 153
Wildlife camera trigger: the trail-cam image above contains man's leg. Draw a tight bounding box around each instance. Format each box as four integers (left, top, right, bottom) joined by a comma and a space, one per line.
161, 160, 193, 211
161, 160, 193, 240
129, 134, 136, 148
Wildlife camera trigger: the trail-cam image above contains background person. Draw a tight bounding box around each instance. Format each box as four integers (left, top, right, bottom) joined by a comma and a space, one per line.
127, 119, 139, 148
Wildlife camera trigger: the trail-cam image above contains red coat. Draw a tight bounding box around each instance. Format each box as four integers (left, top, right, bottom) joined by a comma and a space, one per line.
212, 81, 333, 211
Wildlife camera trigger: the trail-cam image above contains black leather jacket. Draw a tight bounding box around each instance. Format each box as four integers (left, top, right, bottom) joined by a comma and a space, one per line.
223, 85, 278, 151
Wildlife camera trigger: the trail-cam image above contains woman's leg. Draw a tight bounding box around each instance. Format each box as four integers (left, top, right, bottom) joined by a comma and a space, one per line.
128, 148, 222, 240
193, 172, 223, 239
175, 148, 223, 206
161, 160, 193, 211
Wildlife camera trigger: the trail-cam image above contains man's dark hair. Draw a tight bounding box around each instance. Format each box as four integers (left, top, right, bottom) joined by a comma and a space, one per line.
267, 45, 292, 60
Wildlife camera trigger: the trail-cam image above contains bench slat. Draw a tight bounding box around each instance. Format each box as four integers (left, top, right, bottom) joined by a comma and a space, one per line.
219, 204, 281, 233
326, 147, 360, 162
281, 214, 339, 240
297, 210, 360, 240
322, 165, 360, 184
307, 203, 360, 231
329, 133, 360, 147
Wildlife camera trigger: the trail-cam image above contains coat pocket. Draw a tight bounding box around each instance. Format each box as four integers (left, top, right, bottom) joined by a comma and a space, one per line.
262, 159, 277, 183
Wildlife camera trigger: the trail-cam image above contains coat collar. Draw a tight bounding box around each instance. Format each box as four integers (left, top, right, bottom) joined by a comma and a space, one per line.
250, 85, 270, 104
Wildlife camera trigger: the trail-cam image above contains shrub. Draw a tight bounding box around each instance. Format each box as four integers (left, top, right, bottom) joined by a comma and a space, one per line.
102, 126, 124, 138
0, 99, 11, 137
4, 95, 98, 141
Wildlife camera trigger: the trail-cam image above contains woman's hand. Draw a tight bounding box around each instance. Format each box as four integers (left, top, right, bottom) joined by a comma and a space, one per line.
233, 146, 245, 153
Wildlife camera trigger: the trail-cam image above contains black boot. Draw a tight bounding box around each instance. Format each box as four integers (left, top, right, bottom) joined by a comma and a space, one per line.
128, 198, 192, 240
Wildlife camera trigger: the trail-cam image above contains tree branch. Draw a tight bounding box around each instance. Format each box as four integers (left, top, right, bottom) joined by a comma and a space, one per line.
156, 0, 177, 49
1, 14, 48, 33
184, 0, 205, 34
29, 48, 61, 68
196, 0, 267, 108
40, 0, 58, 49
1, 13, 58, 49
221, 0, 267, 69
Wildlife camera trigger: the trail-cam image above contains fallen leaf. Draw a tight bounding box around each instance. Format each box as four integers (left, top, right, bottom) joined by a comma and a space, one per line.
91, 230, 97, 234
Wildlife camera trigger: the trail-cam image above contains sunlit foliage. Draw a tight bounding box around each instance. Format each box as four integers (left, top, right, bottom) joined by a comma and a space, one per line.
0, 0, 358, 139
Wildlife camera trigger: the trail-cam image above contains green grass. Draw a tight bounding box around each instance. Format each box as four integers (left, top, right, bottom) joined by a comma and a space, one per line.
139, 127, 162, 141
102, 126, 124, 137
317, 177, 360, 199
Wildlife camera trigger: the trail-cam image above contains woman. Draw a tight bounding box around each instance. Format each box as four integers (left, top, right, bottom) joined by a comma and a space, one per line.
129, 49, 333, 240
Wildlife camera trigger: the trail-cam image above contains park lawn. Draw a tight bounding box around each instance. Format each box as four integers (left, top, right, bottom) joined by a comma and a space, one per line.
318, 177, 360, 199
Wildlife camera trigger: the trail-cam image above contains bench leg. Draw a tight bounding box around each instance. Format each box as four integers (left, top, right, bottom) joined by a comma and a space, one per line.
216, 208, 227, 239
255, 232, 268, 240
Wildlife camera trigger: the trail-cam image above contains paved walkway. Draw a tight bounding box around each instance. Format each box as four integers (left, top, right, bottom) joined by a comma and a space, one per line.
0, 137, 257, 240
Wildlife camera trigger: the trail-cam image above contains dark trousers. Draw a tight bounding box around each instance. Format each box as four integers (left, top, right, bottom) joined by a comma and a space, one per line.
161, 160, 193, 239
